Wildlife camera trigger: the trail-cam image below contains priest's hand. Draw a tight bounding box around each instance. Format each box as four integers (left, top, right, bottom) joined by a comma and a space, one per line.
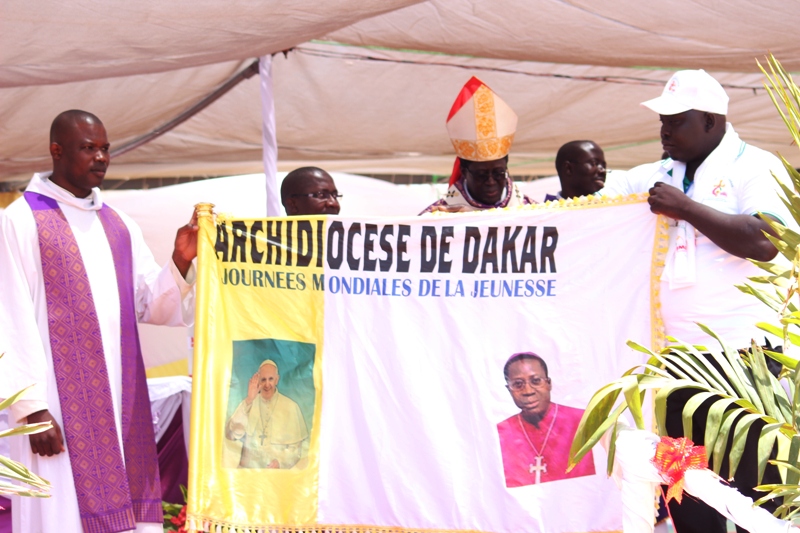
27, 409, 65, 457
173, 209, 199, 279
246, 373, 260, 405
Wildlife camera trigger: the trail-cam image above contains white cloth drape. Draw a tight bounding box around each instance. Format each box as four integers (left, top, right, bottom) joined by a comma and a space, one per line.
148, 376, 193, 455
606, 423, 799, 533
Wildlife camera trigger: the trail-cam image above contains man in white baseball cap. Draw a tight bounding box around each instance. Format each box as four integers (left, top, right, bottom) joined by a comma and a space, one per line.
605, 69, 793, 533
607, 69, 792, 346
641, 68, 730, 116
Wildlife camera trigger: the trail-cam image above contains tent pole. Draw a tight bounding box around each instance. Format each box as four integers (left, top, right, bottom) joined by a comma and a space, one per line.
110, 59, 260, 159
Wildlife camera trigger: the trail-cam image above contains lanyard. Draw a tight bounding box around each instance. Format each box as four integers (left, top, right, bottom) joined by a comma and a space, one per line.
682, 175, 693, 194
666, 167, 692, 194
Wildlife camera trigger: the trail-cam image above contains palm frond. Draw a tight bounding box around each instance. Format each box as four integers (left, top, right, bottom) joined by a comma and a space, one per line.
0, 353, 51, 498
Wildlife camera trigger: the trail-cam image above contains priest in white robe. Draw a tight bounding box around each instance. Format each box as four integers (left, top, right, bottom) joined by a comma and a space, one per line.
0, 110, 198, 533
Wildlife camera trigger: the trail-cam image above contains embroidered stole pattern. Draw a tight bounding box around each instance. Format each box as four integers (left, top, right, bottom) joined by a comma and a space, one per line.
24, 192, 162, 533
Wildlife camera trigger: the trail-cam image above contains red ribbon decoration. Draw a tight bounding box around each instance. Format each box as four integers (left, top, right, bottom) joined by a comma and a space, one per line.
448, 158, 462, 186
652, 436, 708, 504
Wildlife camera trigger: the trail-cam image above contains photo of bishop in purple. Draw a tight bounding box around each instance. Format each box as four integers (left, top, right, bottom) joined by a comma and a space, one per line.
496, 352, 595, 487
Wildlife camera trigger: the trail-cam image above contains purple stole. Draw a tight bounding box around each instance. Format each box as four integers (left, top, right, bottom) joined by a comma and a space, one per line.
24, 192, 162, 533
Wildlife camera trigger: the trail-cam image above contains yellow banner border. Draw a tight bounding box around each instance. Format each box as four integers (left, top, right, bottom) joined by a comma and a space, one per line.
185, 517, 621, 533
428, 192, 650, 215
650, 215, 670, 352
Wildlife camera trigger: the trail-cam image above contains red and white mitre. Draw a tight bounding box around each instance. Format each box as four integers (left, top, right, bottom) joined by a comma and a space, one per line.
446, 76, 518, 163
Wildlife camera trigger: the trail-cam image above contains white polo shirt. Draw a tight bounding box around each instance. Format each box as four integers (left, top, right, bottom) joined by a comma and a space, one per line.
606, 125, 793, 348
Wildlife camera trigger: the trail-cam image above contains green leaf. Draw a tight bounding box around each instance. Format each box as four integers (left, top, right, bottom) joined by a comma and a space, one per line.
777, 152, 800, 194
664, 336, 710, 352
784, 506, 800, 520
786, 436, 800, 486
704, 397, 739, 458
773, 180, 800, 228
0, 455, 50, 489
738, 283, 786, 314
762, 346, 800, 369
758, 322, 800, 348
569, 402, 627, 471
767, 459, 800, 478
640, 364, 672, 378
653, 382, 710, 435
748, 274, 793, 289
667, 346, 732, 394
569, 382, 624, 462
696, 324, 762, 407
792, 360, 800, 431
749, 343, 783, 421
606, 421, 619, 477
622, 375, 645, 430
736, 357, 768, 415
0, 384, 36, 412
626, 340, 657, 357
577, 375, 678, 467
774, 384, 793, 425
759, 423, 784, 485
754, 486, 800, 508
0, 481, 49, 498
729, 413, 764, 479
749, 259, 792, 279
711, 408, 743, 475
681, 392, 718, 443
0, 422, 51, 439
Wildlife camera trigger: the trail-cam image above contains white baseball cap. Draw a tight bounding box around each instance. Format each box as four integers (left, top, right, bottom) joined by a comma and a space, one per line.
641, 69, 729, 116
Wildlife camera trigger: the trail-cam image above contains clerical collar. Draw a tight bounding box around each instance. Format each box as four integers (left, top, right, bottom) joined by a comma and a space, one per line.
48, 176, 79, 198
28, 172, 103, 211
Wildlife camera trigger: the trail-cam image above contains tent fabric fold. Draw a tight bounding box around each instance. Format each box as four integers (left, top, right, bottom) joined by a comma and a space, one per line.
1, 1, 798, 183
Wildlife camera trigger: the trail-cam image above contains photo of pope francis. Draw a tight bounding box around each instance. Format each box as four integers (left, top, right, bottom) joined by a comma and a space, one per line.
225, 359, 309, 469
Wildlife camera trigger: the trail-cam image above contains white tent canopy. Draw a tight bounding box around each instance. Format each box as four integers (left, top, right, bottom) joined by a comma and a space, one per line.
2, 0, 799, 183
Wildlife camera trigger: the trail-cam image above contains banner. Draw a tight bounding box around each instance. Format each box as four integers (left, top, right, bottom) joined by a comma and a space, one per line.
188, 196, 663, 533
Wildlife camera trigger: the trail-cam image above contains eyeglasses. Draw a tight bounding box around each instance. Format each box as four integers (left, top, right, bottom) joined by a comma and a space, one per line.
466, 168, 509, 183
507, 376, 551, 391
290, 191, 343, 200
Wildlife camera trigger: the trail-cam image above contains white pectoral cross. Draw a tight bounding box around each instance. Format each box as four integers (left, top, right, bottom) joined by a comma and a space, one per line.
528, 455, 547, 484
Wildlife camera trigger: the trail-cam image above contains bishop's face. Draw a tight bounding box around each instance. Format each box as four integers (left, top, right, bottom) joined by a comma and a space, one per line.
506, 359, 552, 420
258, 365, 279, 401
463, 158, 508, 205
